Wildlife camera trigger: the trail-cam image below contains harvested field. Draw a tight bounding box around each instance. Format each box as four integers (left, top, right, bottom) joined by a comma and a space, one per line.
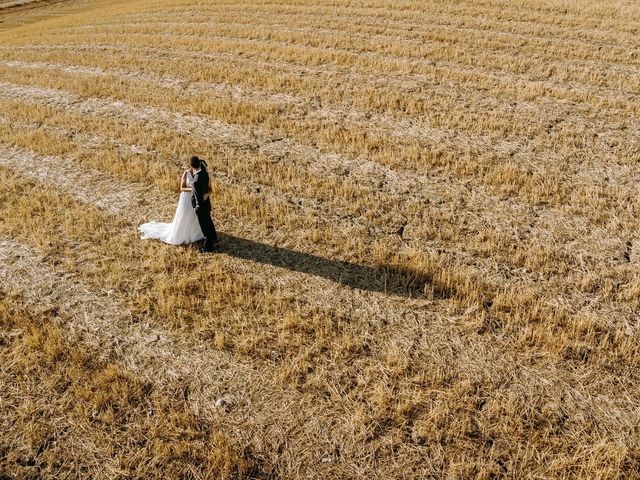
0, 0, 639, 478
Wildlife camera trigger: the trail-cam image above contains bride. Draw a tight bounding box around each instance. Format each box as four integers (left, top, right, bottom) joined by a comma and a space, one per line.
138, 165, 209, 245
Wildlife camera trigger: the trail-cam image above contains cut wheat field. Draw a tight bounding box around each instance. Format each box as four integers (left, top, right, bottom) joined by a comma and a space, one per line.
0, 0, 639, 478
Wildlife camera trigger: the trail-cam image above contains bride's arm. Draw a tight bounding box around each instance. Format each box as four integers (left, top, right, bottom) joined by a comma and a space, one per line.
180, 171, 191, 192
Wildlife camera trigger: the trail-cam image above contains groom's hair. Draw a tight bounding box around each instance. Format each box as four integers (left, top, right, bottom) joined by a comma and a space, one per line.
189, 156, 201, 169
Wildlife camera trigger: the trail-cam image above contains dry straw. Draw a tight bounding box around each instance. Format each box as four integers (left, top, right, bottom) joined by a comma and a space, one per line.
1, 0, 639, 478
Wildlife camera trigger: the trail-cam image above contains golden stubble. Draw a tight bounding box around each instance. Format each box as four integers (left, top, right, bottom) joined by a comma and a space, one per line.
0, 0, 639, 478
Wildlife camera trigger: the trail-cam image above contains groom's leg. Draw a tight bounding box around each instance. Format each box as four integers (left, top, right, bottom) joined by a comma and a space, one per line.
206, 215, 218, 243
202, 217, 217, 246
195, 208, 210, 242
196, 208, 217, 247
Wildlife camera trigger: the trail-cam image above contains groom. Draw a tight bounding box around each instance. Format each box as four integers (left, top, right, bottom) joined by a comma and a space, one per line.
190, 155, 218, 253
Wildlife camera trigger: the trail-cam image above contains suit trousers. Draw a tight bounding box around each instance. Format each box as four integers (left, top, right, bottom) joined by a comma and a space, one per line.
195, 204, 218, 246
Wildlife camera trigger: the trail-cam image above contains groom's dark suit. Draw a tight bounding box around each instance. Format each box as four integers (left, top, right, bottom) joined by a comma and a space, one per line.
191, 168, 218, 250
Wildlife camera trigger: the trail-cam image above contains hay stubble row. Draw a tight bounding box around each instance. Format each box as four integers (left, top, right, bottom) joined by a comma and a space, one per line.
0, 81, 635, 340
1, 0, 639, 478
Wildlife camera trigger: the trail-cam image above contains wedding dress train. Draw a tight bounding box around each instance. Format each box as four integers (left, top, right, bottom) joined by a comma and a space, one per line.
138, 171, 204, 245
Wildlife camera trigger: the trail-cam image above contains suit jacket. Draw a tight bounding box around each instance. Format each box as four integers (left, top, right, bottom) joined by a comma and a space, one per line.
191, 168, 211, 210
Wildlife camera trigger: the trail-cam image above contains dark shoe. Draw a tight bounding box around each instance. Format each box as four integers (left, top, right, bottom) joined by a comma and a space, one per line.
199, 243, 219, 253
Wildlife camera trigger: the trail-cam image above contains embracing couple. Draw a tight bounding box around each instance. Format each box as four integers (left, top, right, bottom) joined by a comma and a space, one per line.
139, 156, 219, 253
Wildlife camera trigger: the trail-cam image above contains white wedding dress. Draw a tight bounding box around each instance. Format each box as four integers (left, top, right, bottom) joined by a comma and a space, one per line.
138, 171, 204, 245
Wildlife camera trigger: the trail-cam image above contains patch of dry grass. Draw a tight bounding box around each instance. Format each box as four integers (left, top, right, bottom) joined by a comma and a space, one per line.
1, 0, 640, 478
0, 294, 256, 479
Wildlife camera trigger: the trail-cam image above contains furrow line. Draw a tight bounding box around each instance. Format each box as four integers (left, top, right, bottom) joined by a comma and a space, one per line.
3, 55, 639, 209
0, 143, 164, 216
28, 29, 640, 94
4, 58, 640, 199
69, 18, 640, 71
4, 41, 639, 111
93, 9, 640, 51
0, 81, 631, 274
0, 132, 635, 342
5, 56, 640, 142
100, 1, 640, 38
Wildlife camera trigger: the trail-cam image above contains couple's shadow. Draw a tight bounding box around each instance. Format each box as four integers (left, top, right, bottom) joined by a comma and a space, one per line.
212, 233, 437, 298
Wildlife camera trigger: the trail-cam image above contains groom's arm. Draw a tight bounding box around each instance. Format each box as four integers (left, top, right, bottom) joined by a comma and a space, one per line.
201, 172, 212, 202
204, 175, 211, 201
192, 174, 208, 206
